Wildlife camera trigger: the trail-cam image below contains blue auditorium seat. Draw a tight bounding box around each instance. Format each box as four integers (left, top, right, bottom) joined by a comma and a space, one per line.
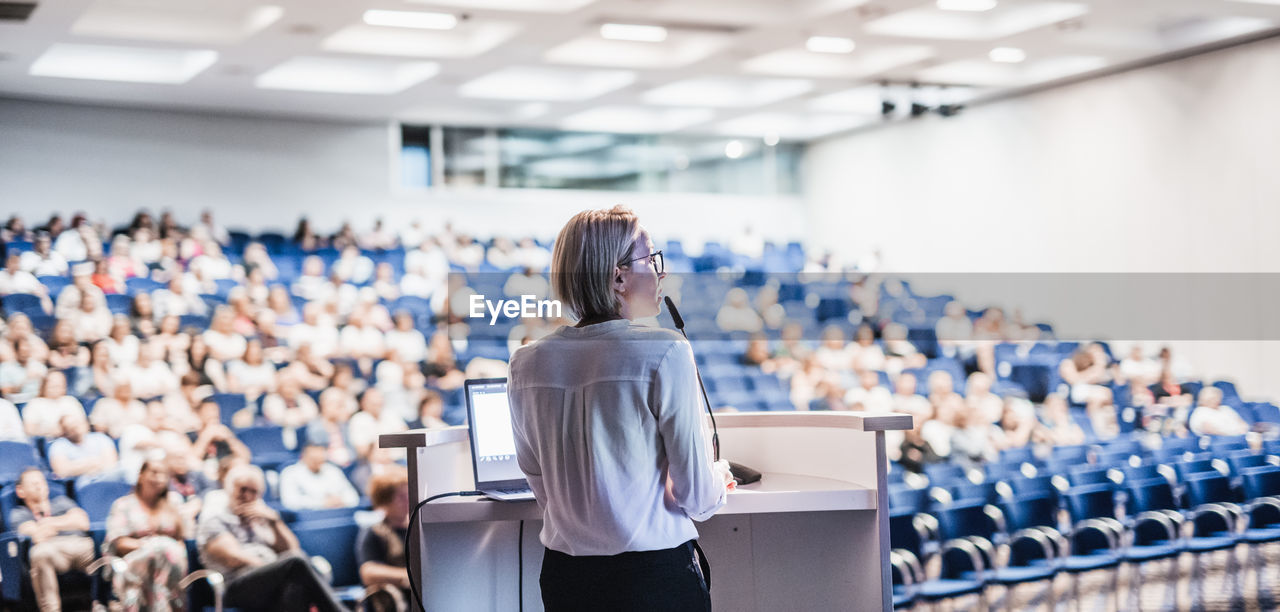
237, 426, 298, 471
1, 293, 43, 315
73, 481, 133, 527
0, 441, 45, 483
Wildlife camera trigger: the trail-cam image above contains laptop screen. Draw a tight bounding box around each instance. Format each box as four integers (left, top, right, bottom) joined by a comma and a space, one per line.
465, 378, 527, 486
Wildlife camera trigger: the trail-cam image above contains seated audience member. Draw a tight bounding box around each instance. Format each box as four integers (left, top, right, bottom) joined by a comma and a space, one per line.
46, 320, 90, 376
226, 339, 276, 402
890, 373, 931, 419
1033, 394, 1086, 447
849, 324, 886, 373
772, 322, 812, 369
1059, 343, 1115, 416
129, 340, 179, 399
807, 380, 848, 412
279, 439, 360, 510
950, 403, 997, 470
1, 337, 48, 404
10, 468, 95, 612
921, 394, 963, 459
715, 288, 763, 333
55, 266, 104, 320
261, 374, 319, 430
844, 370, 891, 413
934, 301, 973, 359
1148, 368, 1194, 405
105, 458, 189, 611
203, 307, 248, 362
991, 398, 1036, 451
408, 391, 447, 430
48, 413, 122, 488
422, 331, 465, 390
1119, 344, 1160, 387
0, 251, 47, 298
964, 372, 1004, 424
23, 371, 85, 438
89, 377, 146, 439
21, 232, 69, 277
348, 388, 407, 462
198, 465, 347, 612
384, 311, 427, 364
740, 333, 773, 370
0, 395, 24, 440
152, 275, 206, 321
1189, 387, 1250, 437
357, 469, 411, 612
926, 370, 958, 410
192, 399, 251, 468
814, 325, 854, 372
880, 323, 926, 374
897, 416, 940, 473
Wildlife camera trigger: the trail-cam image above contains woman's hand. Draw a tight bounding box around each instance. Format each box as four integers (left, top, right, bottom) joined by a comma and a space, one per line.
713, 460, 737, 491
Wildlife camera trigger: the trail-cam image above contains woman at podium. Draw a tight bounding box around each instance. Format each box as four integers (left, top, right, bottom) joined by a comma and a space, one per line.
508, 206, 734, 611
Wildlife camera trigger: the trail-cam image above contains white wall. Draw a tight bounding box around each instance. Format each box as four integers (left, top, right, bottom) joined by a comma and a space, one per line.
804, 36, 1280, 401
0, 98, 804, 248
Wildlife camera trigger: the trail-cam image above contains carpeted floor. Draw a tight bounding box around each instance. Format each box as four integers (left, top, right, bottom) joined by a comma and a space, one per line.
909, 542, 1280, 611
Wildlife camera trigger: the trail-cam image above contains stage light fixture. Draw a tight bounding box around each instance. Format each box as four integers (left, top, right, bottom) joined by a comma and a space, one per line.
600, 23, 668, 42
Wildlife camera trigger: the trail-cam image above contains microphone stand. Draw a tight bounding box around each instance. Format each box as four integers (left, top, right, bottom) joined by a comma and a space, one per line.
664, 296, 762, 486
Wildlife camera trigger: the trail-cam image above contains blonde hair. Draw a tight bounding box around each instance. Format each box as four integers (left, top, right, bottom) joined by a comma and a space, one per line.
551, 206, 640, 321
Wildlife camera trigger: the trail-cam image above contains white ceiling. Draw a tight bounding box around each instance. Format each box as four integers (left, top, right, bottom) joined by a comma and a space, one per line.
1, 0, 1278, 140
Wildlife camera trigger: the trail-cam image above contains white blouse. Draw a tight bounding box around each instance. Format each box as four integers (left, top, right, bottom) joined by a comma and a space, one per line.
508, 319, 727, 557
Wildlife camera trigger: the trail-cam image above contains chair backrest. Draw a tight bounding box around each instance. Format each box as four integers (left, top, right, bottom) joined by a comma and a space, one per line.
935, 501, 998, 542
889, 509, 925, 557
1242, 466, 1280, 501
1065, 484, 1117, 522
1051, 444, 1089, 462
1008, 475, 1061, 505
0, 441, 44, 482
1160, 436, 1203, 455
948, 481, 1000, 506
888, 486, 931, 514
924, 463, 969, 486
1001, 493, 1059, 531
1183, 472, 1233, 507
74, 481, 133, 524
1068, 466, 1115, 488
1226, 452, 1269, 475
1208, 436, 1248, 453
211, 393, 247, 425
1125, 479, 1178, 513
237, 426, 289, 454
1121, 464, 1164, 485
998, 447, 1035, 466
1174, 458, 1218, 481
292, 519, 361, 587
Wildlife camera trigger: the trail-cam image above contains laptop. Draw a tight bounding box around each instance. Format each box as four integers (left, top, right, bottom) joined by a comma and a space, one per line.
464, 378, 536, 502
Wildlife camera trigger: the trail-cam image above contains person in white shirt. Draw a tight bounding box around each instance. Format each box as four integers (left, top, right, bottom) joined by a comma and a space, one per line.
331, 246, 374, 284
202, 307, 247, 361
129, 341, 180, 400
71, 294, 113, 344
965, 372, 1005, 425
260, 374, 318, 430
19, 233, 68, 278
56, 267, 104, 319
338, 307, 384, 360
23, 371, 85, 439
224, 339, 276, 402
1189, 387, 1250, 437
383, 312, 427, 363
0, 397, 24, 441
935, 300, 974, 359
152, 275, 207, 321
291, 256, 329, 302
278, 441, 360, 510
287, 304, 339, 359
844, 369, 892, 413
0, 252, 45, 297
714, 288, 763, 333
346, 388, 407, 461
508, 206, 731, 611
89, 377, 147, 439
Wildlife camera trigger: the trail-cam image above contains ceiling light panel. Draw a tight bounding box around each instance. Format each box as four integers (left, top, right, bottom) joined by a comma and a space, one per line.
743, 45, 934, 79
405, 0, 597, 12
864, 1, 1089, 41
600, 23, 667, 42
644, 77, 812, 108
937, 0, 998, 11
806, 36, 856, 54
323, 21, 520, 59
988, 46, 1026, 63
808, 86, 887, 114
255, 56, 439, 94
716, 112, 875, 140
544, 30, 730, 69
362, 10, 457, 30
71, 1, 282, 45
29, 43, 217, 84
560, 106, 713, 133
459, 66, 636, 101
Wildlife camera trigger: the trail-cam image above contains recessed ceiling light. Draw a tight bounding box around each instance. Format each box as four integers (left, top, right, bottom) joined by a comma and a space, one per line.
763, 133, 780, 146
363, 9, 458, 30
806, 36, 856, 54
937, 0, 998, 11
989, 47, 1026, 63
725, 140, 745, 159
600, 23, 668, 42
29, 43, 218, 84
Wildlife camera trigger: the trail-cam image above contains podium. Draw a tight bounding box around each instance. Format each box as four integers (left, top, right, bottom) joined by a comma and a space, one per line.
381, 411, 911, 611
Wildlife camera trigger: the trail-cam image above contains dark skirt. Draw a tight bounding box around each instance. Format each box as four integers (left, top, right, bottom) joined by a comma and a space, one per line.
540, 540, 711, 612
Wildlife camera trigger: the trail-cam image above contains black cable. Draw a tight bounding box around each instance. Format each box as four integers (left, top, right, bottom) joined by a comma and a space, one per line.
517, 519, 525, 612
404, 490, 483, 611
675, 327, 720, 461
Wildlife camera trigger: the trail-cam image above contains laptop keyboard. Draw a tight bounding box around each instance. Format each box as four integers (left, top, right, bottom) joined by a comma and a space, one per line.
496, 487, 531, 495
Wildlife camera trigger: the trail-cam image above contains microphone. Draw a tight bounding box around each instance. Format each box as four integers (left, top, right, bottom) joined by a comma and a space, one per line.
664, 296, 762, 486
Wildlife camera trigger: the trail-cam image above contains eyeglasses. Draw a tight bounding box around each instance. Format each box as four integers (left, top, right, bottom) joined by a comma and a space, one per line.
619, 250, 663, 275
236, 485, 263, 497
